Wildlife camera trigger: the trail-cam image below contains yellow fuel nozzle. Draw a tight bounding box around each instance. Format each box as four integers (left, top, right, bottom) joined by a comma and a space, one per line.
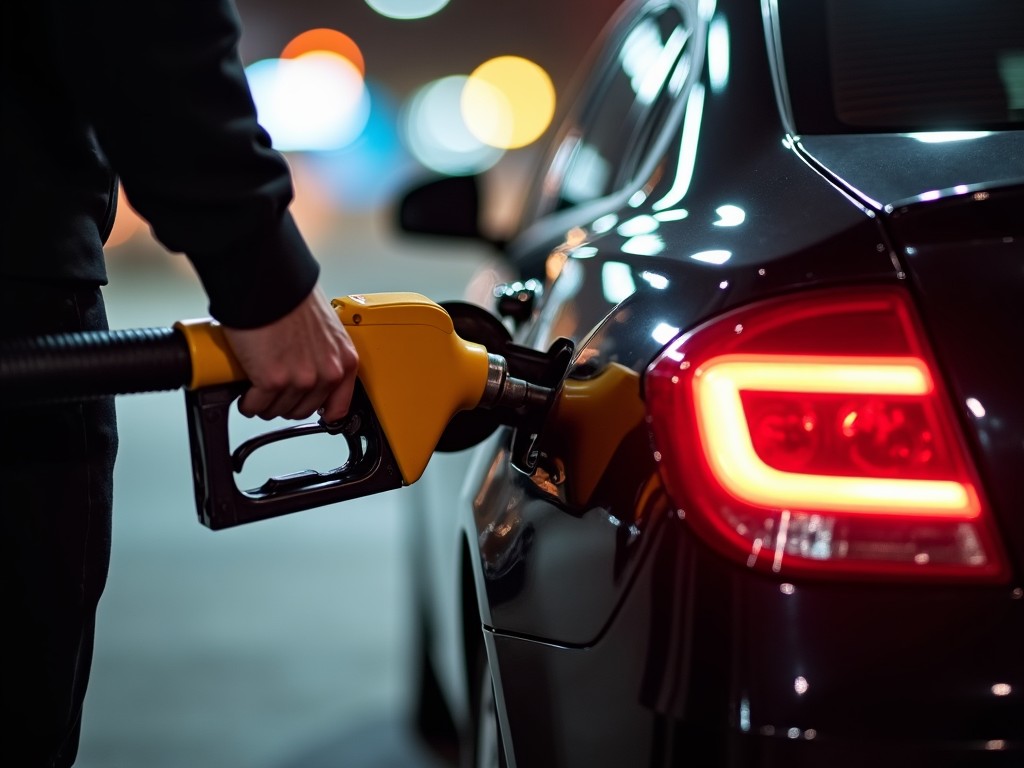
0, 292, 562, 531
174, 292, 556, 528
331, 293, 551, 485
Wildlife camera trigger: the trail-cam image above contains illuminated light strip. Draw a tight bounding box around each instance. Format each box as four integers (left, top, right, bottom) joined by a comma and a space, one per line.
706, 355, 935, 395
692, 355, 980, 518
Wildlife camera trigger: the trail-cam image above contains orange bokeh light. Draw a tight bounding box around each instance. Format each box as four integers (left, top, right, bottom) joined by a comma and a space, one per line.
281, 28, 365, 76
104, 188, 144, 249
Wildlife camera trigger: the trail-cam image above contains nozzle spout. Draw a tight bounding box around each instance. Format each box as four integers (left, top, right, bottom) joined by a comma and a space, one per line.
479, 353, 553, 412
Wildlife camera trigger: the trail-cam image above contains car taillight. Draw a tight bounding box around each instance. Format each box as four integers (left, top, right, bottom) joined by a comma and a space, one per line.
644, 286, 1006, 581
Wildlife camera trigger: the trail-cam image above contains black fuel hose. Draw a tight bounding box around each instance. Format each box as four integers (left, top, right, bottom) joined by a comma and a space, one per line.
0, 327, 191, 404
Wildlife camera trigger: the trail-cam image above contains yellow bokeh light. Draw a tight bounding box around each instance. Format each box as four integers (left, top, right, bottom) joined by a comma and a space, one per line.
462, 56, 555, 150
281, 28, 365, 77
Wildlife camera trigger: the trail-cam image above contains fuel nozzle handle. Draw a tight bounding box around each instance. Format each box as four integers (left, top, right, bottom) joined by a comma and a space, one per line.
480, 353, 553, 412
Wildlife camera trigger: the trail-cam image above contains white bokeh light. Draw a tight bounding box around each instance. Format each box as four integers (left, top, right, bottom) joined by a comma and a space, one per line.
401, 76, 504, 175
365, 0, 450, 20
246, 54, 370, 152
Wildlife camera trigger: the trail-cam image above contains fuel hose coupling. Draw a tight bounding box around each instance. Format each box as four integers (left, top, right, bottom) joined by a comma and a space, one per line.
480, 353, 553, 412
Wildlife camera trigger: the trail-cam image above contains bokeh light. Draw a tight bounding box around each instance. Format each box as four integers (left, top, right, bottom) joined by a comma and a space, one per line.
287, 157, 340, 247
462, 56, 555, 149
305, 83, 418, 211
246, 53, 370, 152
365, 0, 450, 20
281, 28, 365, 76
104, 186, 144, 250
402, 75, 504, 175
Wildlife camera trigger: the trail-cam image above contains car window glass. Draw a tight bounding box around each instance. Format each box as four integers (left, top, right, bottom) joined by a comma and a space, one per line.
538, 5, 695, 215
778, 0, 1024, 132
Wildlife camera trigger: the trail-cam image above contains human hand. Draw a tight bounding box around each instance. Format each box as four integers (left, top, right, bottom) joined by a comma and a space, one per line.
221, 285, 358, 422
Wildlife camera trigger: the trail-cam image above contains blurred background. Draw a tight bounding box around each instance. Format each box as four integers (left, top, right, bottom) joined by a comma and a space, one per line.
76, 1, 620, 766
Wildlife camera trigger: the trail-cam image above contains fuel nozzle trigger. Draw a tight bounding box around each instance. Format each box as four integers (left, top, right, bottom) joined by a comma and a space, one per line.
186, 380, 403, 530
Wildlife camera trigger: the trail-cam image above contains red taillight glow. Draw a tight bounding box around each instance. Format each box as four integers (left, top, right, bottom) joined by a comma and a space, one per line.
645, 287, 1005, 580
694, 355, 978, 518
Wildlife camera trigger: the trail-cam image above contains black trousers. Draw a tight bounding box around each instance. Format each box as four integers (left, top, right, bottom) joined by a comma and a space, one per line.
0, 279, 118, 767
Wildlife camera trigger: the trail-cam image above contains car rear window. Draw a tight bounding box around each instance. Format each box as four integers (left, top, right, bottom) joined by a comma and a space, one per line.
778, 0, 1024, 133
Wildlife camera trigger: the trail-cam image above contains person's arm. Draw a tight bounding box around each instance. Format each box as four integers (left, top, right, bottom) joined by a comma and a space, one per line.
50, 0, 357, 418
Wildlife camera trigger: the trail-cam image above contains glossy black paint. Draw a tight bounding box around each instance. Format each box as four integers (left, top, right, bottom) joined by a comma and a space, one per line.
488, 551, 1024, 767
891, 189, 1024, 575
797, 133, 1024, 207
399, 0, 1024, 764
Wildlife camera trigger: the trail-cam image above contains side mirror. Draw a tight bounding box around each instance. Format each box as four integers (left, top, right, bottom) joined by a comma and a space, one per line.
396, 175, 503, 248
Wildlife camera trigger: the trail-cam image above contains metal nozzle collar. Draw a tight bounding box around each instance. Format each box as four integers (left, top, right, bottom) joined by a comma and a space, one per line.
481, 353, 552, 412
481, 354, 509, 408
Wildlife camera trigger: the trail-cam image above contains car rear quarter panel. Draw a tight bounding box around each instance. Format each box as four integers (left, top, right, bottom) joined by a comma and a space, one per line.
488, 523, 1024, 767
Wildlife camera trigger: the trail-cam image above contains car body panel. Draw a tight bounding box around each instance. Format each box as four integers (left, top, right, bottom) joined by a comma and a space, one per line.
887, 188, 1024, 572
797, 132, 1024, 209
489, 548, 1024, 767
401, 0, 1024, 764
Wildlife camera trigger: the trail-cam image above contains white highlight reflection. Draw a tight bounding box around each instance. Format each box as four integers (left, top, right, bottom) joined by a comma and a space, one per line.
654, 208, 689, 222
617, 215, 660, 237
653, 84, 706, 210
637, 26, 691, 105
571, 246, 599, 260
622, 234, 666, 256
707, 16, 730, 92
601, 262, 637, 304
739, 697, 751, 732
641, 271, 670, 290
690, 249, 731, 264
908, 131, 992, 143
652, 322, 681, 345
713, 204, 746, 227
592, 214, 619, 234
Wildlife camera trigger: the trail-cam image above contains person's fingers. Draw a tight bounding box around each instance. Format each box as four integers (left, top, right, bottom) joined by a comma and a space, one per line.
222, 285, 359, 421
283, 383, 332, 421
255, 390, 305, 421
239, 369, 314, 420
237, 384, 274, 419
241, 363, 351, 421
318, 365, 357, 423
274, 340, 355, 420
314, 342, 357, 422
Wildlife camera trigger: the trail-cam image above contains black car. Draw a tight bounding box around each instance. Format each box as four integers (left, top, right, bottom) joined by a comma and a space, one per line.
398, 0, 1024, 765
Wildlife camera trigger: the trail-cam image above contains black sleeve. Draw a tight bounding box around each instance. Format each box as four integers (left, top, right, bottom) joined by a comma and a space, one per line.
51, 0, 320, 328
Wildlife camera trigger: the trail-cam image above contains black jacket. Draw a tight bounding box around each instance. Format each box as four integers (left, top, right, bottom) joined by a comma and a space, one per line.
2, 0, 319, 328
